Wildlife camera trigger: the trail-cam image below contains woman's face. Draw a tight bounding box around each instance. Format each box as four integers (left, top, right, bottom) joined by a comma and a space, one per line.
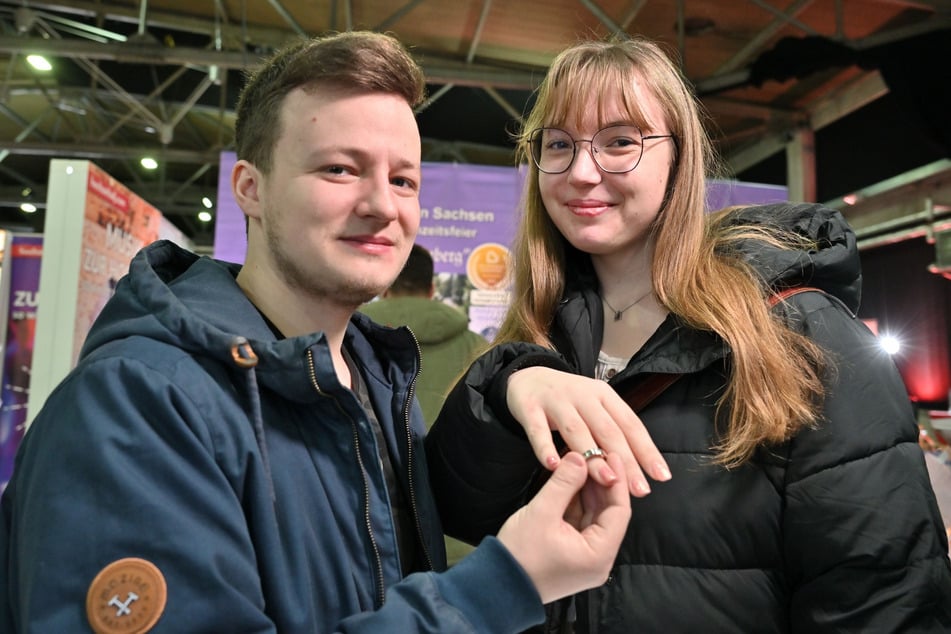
538, 79, 675, 259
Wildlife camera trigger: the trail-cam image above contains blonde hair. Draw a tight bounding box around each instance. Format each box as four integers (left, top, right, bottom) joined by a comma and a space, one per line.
497, 36, 825, 467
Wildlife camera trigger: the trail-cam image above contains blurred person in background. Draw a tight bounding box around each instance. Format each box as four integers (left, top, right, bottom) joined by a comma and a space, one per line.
361, 243, 488, 426
361, 242, 489, 566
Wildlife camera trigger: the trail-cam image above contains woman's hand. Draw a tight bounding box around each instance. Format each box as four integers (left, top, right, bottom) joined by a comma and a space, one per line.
507, 366, 671, 496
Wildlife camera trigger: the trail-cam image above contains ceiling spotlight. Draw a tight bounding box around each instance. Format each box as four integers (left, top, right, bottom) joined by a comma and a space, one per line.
20, 202, 37, 213
197, 211, 213, 223
140, 157, 158, 170
201, 196, 213, 209
26, 55, 52, 71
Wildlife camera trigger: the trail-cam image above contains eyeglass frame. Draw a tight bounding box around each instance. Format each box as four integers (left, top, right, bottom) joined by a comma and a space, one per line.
528, 124, 677, 175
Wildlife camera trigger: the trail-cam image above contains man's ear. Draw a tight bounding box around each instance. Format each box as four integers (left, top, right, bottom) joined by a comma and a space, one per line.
427, 282, 435, 299
232, 159, 263, 219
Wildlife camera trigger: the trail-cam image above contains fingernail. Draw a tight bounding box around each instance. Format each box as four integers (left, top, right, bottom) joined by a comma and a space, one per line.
655, 463, 672, 481
546, 455, 560, 469
599, 466, 618, 483
632, 479, 651, 496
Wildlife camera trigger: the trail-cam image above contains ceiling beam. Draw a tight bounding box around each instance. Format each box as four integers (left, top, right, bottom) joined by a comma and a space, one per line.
0, 140, 220, 163
0, 35, 544, 89
724, 69, 889, 174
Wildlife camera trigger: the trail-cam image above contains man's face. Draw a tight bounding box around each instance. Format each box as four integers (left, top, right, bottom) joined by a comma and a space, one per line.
252, 85, 421, 307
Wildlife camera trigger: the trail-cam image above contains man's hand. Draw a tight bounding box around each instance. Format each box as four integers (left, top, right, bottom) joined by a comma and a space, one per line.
508, 366, 671, 497
497, 451, 631, 604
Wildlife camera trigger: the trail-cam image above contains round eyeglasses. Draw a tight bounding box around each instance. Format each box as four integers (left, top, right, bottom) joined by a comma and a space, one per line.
529, 124, 676, 174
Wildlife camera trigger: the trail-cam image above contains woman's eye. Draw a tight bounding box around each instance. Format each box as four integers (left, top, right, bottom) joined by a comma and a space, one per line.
606, 137, 638, 148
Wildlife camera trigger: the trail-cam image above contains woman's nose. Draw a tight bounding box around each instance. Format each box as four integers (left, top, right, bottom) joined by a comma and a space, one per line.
567, 141, 603, 183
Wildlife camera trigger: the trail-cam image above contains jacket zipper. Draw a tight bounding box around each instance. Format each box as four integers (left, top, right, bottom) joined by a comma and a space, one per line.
404, 328, 434, 571
306, 349, 386, 607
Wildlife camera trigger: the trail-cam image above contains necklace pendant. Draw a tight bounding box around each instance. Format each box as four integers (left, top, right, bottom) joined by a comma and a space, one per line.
614, 311, 623, 321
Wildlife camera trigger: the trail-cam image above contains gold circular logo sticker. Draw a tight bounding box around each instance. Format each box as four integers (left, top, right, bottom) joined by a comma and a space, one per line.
466, 243, 510, 290
86, 557, 167, 634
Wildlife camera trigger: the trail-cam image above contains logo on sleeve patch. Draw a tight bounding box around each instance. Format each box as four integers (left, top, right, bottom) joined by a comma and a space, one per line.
86, 557, 167, 634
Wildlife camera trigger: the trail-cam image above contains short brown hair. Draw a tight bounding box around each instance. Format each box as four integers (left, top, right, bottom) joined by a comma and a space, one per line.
234, 31, 426, 173
389, 244, 434, 295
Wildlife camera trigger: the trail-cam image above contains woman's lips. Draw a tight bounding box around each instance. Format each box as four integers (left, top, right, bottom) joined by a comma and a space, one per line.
566, 200, 612, 216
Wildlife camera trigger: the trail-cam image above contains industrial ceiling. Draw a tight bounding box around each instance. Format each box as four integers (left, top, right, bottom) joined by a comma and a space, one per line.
0, 0, 949, 251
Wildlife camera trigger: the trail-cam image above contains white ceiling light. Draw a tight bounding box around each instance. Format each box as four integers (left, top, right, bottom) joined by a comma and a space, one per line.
26, 55, 52, 71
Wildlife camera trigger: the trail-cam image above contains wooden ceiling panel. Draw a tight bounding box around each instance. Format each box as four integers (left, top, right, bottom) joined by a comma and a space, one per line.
0, 0, 947, 246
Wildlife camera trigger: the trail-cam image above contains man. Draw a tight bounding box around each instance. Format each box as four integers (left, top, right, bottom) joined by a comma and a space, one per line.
360, 243, 488, 426
361, 243, 489, 566
0, 32, 633, 633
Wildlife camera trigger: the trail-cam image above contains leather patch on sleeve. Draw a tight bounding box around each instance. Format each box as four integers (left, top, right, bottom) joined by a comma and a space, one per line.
86, 557, 167, 634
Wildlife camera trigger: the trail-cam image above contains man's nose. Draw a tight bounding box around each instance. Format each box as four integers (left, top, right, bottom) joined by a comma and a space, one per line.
357, 177, 400, 220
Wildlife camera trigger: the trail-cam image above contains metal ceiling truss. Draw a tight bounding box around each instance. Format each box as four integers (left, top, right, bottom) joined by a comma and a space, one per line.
0, 0, 949, 245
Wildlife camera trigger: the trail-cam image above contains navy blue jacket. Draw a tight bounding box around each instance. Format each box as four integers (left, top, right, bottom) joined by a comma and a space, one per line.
428, 204, 951, 632
1, 240, 544, 633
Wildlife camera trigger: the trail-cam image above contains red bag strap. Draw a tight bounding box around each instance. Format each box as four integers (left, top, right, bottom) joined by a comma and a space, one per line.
767, 286, 823, 307
615, 372, 683, 412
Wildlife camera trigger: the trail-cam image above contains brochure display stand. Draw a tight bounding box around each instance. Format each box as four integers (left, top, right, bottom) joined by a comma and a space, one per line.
25, 159, 190, 429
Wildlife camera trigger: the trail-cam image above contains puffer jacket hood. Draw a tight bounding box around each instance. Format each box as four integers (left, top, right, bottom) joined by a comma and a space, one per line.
721, 202, 861, 312
552, 202, 862, 378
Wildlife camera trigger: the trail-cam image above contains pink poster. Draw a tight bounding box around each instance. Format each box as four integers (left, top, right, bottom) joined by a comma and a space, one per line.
75, 165, 161, 367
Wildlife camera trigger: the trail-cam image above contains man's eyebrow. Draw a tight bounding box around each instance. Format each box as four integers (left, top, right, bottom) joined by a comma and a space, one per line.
304, 147, 419, 169
392, 157, 421, 172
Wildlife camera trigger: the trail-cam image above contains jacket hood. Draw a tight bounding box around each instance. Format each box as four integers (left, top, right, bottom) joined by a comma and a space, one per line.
553, 203, 862, 377
359, 296, 473, 345
722, 202, 861, 312
80, 240, 418, 404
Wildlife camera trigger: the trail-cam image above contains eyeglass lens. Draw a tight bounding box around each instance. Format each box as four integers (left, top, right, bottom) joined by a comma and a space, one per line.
531, 125, 645, 174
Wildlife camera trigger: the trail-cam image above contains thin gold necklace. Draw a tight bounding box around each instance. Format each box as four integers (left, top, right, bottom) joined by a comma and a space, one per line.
601, 288, 653, 321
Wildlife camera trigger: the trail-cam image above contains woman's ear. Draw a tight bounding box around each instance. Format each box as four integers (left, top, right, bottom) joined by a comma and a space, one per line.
232, 159, 263, 219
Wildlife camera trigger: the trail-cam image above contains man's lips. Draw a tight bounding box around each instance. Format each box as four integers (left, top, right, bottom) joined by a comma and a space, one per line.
346, 235, 394, 246
342, 235, 396, 252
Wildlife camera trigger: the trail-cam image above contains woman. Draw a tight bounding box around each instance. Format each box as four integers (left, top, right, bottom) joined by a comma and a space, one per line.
425, 35, 951, 632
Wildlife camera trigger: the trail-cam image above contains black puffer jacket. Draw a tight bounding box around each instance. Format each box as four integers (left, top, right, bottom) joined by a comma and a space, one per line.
426, 203, 951, 633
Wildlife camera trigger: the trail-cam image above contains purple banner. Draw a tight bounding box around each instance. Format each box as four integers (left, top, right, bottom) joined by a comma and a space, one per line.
214, 151, 246, 264
415, 162, 522, 275
213, 153, 523, 274
213, 151, 787, 272
0, 234, 43, 492
707, 179, 788, 210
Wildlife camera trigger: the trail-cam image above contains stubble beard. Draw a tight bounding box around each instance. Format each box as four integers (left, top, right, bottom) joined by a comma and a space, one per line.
265, 223, 384, 309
